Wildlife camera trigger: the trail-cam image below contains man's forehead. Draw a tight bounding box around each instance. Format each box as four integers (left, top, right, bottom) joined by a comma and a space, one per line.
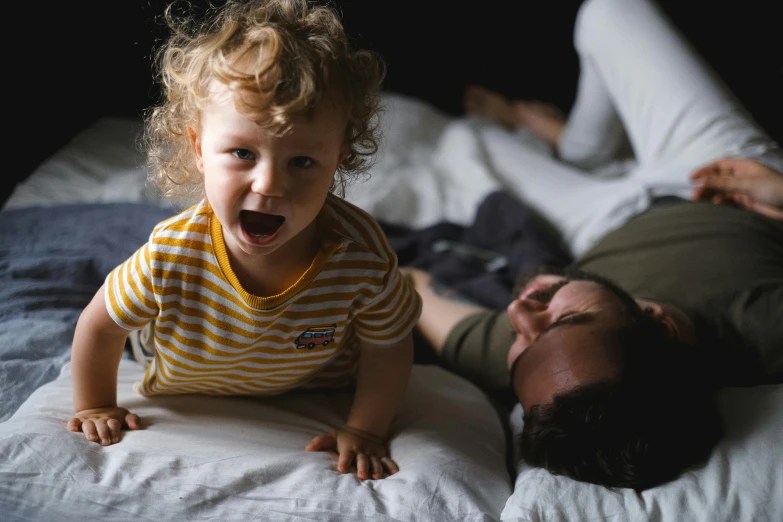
510, 314, 623, 396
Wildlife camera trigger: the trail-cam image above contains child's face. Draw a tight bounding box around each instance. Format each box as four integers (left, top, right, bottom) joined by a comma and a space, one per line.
190, 85, 347, 265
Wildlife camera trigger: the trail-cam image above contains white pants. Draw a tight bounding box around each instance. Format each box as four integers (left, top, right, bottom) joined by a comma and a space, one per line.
478, 0, 783, 257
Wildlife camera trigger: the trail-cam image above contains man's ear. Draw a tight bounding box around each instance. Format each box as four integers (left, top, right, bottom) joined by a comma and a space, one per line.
188, 127, 205, 174
635, 299, 667, 321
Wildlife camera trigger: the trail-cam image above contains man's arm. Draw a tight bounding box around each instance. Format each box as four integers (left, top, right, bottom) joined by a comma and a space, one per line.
401, 268, 489, 354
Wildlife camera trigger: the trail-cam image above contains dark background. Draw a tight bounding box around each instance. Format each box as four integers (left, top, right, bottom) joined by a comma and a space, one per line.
6, 1, 782, 207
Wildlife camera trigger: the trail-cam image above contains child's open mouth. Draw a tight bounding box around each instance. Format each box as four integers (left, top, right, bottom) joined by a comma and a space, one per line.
240, 210, 285, 239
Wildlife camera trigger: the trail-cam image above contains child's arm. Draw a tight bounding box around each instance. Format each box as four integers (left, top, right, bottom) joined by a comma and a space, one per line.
306, 332, 414, 480
66, 284, 142, 445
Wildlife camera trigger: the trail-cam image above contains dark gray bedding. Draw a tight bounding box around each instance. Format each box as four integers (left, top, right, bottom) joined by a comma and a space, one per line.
0, 204, 174, 421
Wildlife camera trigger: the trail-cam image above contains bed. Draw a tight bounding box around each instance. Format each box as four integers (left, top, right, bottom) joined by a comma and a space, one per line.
2, 93, 782, 522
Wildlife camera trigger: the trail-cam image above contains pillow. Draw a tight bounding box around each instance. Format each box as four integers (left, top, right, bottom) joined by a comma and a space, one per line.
3, 118, 153, 210
0, 359, 512, 522
501, 384, 783, 522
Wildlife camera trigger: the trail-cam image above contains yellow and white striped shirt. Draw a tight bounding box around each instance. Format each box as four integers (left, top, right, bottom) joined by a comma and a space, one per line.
105, 195, 421, 396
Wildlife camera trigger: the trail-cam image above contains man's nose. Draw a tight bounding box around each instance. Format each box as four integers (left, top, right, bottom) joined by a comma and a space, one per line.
250, 161, 286, 197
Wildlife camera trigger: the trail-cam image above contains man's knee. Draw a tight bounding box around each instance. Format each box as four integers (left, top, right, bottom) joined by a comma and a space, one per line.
573, 0, 648, 55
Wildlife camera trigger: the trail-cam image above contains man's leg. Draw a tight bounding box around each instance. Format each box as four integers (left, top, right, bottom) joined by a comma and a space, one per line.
557, 53, 630, 170
475, 119, 649, 257
572, 0, 783, 196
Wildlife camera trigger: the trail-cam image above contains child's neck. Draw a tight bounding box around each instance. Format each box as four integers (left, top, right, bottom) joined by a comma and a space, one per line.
227, 220, 321, 298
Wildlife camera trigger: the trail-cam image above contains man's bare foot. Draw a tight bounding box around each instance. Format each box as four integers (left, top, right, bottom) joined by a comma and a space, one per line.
512, 100, 566, 147
463, 85, 519, 129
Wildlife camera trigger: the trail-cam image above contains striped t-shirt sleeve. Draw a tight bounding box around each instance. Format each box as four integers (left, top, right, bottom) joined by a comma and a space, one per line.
352, 264, 422, 344
338, 202, 422, 344
104, 238, 159, 330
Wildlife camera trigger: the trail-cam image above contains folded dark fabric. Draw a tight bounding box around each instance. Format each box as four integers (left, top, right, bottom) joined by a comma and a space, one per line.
381, 190, 572, 309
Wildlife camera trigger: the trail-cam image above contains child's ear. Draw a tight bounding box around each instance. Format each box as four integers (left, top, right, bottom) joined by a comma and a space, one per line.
188, 127, 205, 174
338, 144, 350, 167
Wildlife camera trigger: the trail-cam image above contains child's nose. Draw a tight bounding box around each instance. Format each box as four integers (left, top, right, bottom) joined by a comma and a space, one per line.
250, 162, 286, 197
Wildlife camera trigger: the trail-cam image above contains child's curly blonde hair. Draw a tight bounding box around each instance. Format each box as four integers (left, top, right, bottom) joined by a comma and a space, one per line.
143, 0, 385, 201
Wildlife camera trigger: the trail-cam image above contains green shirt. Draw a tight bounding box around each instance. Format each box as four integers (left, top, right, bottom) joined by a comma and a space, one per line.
442, 200, 783, 397
577, 200, 783, 384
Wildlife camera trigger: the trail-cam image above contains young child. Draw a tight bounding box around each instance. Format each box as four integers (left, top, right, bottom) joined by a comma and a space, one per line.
66, 0, 421, 481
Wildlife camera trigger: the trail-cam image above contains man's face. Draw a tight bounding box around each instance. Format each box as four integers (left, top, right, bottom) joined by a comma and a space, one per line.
507, 271, 633, 411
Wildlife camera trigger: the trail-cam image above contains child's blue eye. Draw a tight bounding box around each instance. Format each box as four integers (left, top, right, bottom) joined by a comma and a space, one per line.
289, 156, 314, 168
232, 149, 254, 161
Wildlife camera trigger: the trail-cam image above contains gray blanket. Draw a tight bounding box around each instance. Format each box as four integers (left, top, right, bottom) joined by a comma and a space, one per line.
0, 203, 174, 421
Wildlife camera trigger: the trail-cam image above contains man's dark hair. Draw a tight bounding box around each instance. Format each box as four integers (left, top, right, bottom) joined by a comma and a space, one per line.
517, 269, 722, 490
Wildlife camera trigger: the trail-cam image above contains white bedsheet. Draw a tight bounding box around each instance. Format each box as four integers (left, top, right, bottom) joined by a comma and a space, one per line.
0, 360, 512, 521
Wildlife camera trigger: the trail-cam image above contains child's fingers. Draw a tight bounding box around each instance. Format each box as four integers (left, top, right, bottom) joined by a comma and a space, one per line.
337, 448, 355, 474
125, 413, 142, 430
370, 456, 383, 480
305, 432, 336, 452
356, 453, 369, 480
382, 457, 399, 475
107, 418, 122, 444
94, 421, 112, 446
81, 420, 99, 443
66, 417, 82, 432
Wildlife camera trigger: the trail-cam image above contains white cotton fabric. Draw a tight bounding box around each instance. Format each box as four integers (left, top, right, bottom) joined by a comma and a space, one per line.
501, 384, 783, 522
0, 360, 512, 522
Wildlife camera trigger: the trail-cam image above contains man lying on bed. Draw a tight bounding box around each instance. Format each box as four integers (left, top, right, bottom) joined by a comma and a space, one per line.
403, 0, 783, 491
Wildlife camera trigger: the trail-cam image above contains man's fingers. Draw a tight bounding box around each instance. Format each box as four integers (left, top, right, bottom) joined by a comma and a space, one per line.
305, 432, 336, 452
125, 413, 142, 430
381, 457, 399, 475
691, 184, 711, 201
690, 158, 740, 181
337, 448, 355, 474
692, 175, 756, 204
705, 175, 754, 193
690, 165, 721, 181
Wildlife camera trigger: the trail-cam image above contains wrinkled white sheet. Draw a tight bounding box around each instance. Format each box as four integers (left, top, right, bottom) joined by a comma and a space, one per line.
0, 360, 512, 522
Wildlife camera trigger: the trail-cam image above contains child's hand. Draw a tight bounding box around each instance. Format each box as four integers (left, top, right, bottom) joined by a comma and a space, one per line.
306, 427, 399, 480
67, 407, 142, 446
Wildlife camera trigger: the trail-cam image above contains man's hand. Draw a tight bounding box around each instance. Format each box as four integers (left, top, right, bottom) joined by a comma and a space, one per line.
67, 407, 142, 446
690, 158, 783, 220
306, 427, 399, 480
